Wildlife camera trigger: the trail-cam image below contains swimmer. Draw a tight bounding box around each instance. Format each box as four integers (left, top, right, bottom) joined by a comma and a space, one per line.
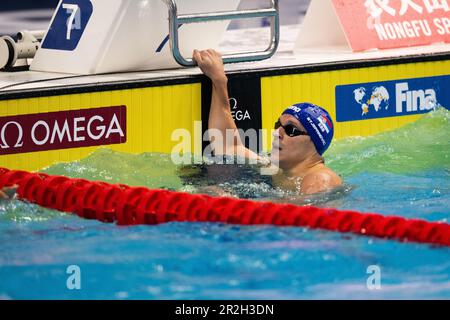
193, 49, 342, 195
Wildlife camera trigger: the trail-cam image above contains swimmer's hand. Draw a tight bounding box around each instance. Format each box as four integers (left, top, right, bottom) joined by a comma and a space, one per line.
0, 185, 18, 200
193, 49, 227, 84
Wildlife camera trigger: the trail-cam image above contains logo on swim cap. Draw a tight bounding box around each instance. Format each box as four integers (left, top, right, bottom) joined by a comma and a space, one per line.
282, 103, 334, 155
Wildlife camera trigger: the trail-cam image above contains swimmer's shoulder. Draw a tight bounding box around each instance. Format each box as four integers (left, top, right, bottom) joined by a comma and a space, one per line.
301, 167, 342, 195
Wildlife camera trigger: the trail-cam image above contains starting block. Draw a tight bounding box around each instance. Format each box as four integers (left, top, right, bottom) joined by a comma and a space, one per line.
30, 0, 280, 74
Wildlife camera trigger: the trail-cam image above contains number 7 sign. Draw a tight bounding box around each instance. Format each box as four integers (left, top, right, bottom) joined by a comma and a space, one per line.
42, 0, 93, 51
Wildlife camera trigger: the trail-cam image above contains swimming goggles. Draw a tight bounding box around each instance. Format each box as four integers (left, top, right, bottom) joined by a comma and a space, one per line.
274, 120, 308, 137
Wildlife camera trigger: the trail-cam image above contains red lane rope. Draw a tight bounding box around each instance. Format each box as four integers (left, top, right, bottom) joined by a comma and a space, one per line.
1, 167, 449, 246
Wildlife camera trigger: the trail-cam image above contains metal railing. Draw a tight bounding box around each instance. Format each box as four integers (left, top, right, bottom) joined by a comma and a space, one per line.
163, 0, 280, 66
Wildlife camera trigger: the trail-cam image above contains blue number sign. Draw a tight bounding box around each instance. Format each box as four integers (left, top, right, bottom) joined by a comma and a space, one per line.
42, 0, 93, 51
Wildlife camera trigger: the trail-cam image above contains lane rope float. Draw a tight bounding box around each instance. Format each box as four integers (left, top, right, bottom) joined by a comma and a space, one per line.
0, 167, 449, 246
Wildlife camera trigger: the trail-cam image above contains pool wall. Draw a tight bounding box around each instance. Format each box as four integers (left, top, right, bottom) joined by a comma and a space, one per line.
1, 54, 450, 171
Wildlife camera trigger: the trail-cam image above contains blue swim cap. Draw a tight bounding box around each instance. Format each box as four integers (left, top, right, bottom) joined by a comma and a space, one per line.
282, 103, 334, 155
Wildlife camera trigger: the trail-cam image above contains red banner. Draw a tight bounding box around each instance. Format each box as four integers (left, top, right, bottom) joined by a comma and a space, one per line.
332, 0, 450, 51
0, 106, 127, 155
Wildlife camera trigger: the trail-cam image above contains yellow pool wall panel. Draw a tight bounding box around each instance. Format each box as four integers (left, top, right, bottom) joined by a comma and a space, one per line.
1, 58, 449, 171
260, 59, 450, 151
0, 83, 202, 171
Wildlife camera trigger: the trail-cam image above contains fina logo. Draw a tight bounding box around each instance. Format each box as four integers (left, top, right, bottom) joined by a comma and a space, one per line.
395, 82, 437, 113
352, 82, 438, 117
353, 86, 389, 116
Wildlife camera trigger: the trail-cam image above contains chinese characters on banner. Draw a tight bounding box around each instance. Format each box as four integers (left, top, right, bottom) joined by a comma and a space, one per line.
331, 0, 450, 51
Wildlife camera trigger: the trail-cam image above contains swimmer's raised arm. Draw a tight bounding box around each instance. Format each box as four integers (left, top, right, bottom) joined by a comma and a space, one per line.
193, 49, 258, 160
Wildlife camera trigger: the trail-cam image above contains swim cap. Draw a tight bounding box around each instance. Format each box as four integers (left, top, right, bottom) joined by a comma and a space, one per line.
282, 103, 334, 155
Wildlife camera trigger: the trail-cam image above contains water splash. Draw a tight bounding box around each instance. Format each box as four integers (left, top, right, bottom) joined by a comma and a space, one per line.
42, 150, 184, 191
38, 108, 450, 198
0, 199, 64, 223
326, 107, 450, 176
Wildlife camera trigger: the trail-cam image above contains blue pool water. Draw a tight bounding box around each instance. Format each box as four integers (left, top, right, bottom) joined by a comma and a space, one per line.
0, 109, 449, 299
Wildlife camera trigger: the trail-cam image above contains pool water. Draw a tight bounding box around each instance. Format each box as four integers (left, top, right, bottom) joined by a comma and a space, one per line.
0, 108, 449, 299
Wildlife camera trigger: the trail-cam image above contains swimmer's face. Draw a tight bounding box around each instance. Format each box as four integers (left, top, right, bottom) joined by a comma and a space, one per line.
271, 114, 317, 170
